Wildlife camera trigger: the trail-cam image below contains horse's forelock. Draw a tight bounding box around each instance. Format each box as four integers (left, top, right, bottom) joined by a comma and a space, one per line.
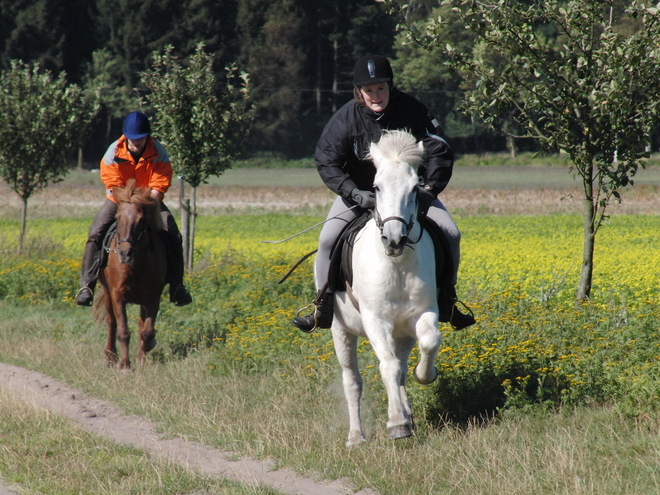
131, 189, 164, 230
371, 130, 424, 169
114, 180, 164, 231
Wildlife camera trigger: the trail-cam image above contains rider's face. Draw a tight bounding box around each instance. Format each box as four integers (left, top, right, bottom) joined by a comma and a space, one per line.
127, 137, 148, 153
360, 83, 390, 113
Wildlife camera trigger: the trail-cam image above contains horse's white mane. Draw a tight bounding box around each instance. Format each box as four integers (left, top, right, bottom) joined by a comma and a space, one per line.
369, 129, 424, 168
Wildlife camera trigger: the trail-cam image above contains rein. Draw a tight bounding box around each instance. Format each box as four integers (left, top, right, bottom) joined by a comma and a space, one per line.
111, 225, 146, 252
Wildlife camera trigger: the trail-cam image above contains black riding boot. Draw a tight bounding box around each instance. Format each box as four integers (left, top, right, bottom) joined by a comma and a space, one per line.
165, 232, 192, 306
76, 239, 102, 306
77, 200, 116, 307
293, 290, 334, 333
75, 283, 96, 306
438, 285, 476, 330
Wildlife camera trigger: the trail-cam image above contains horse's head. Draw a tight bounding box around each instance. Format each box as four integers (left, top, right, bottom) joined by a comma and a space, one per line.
369, 130, 425, 257
112, 179, 163, 264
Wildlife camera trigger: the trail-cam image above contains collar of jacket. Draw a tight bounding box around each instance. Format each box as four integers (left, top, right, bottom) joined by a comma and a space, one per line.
117, 135, 158, 162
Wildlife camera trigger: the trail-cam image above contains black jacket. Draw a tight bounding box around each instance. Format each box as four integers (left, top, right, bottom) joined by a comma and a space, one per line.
315, 88, 454, 200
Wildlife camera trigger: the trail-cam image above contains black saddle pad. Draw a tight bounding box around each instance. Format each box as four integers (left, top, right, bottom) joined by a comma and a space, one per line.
99, 222, 118, 269
327, 213, 453, 293
327, 212, 370, 292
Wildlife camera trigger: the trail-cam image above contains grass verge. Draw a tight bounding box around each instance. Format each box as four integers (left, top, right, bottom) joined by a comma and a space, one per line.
0, 385, 281, 495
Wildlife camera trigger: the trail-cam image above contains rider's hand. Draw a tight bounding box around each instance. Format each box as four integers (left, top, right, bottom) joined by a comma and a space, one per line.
417, 185, 436, 216
350, 188, 375, 209
150, 189, 164, 202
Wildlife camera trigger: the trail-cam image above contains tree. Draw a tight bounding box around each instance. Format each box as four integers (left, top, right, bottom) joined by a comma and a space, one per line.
0, 0, 97, 82
236, 0, 308, 155
386, 0, 660, 301
82, 49, 142, 150
389, 4, 479, 147
0, 60, 98, 253
141, 43, 252, 269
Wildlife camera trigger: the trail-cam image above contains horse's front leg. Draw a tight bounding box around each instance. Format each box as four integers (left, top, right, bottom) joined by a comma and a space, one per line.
364, 315, 413, 440
413, 311, 441, 385
331, 323, 366, 447
104, 293, 118, 366
112, 300, 131, 372
136, 301, 159, 363
394, 335, 417, 428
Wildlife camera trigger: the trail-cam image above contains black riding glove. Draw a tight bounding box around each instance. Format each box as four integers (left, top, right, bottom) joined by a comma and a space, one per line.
350, 188, 375, 209
417, 185, 437, 216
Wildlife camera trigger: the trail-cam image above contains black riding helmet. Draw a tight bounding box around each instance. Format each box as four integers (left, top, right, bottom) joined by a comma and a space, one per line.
353, 54, 393, 87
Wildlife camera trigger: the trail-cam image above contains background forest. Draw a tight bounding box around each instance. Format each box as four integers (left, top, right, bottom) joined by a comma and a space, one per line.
2, 0, 659, 162
0, 0, 536, 163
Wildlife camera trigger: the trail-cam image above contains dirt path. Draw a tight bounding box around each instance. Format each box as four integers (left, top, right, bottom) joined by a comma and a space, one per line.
0, 363, 376, 495
0, 480, 20, 495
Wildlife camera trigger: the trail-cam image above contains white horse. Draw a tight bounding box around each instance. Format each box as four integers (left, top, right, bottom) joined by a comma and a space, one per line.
332, 129, 442, 446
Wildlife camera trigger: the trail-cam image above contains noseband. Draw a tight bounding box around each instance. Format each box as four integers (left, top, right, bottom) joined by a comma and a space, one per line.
373, 191, 423, 245
114, 226, 145, 250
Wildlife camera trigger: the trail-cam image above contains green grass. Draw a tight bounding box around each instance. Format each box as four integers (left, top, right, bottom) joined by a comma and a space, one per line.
1, 302, 660, 495
2, 212, 660, 493
0, 385, 280, 495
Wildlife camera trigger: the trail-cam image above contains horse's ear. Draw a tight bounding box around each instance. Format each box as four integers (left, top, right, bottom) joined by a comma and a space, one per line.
417, 141, 424, 154
369, 141, 383, 168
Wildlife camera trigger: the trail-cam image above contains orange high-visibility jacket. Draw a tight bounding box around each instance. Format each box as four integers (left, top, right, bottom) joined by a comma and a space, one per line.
100, 135, 173, 203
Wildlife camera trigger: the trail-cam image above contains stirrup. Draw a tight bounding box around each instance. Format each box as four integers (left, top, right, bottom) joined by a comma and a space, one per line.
293, 303, 317, 333
170, 285, 192, 306
75, 287, 94, 307
449, 301, 476, 330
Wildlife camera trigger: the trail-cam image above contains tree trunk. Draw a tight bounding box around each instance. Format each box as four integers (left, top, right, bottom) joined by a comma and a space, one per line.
506, 134, 517, 158
105, 113, 112, 149
316, 36, 322, 116
187, 186, 198, 272
332, 38, 338, 114
181, 198, 190, 271
178, 176, 192, 271
18, 197, 28, 255
77, 147, 84, 170
577, 166, 596, 301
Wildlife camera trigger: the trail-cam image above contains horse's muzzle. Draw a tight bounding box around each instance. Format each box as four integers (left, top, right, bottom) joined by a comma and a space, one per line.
381, 234, 408, 257
118, 245, 134, 264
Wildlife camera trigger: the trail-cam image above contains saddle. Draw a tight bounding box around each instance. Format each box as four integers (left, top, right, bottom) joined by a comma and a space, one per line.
99, 222, 119, 270
327, 213, 454, 297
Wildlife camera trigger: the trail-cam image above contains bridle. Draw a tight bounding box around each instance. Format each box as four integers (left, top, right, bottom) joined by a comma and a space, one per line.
373, 188, 424, 246
108, 203, 148, 254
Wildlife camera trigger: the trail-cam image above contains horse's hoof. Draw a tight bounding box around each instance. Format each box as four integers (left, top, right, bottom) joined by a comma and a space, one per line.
414, 365, 438, 385
388, 424, 413, 440
346, 431, 367, 447
143, 338, 157, 353
120, 368, 132, 374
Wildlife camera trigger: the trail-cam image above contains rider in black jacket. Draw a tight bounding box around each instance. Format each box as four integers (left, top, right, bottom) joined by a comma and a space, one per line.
293, 54, 475, 332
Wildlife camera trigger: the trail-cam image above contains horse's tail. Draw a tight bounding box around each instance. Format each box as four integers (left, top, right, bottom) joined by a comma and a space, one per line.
91, 287, 106, 324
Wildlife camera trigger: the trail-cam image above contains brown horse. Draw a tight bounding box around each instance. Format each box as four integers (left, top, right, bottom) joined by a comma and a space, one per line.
92, 179, 168, 371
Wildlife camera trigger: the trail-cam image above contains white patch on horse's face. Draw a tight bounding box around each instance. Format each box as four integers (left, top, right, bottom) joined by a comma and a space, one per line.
374, 162, 419, 257
374, 162, 418, 209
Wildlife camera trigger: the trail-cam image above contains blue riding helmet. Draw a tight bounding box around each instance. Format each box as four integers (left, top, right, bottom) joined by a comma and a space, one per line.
123, 111, 151, 140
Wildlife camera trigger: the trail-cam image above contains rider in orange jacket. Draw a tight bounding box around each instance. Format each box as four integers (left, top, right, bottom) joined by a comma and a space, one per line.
75, 111, 192, 307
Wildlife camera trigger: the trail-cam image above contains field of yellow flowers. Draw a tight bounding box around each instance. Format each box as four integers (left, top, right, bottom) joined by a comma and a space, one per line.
0, 212, 659, 422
